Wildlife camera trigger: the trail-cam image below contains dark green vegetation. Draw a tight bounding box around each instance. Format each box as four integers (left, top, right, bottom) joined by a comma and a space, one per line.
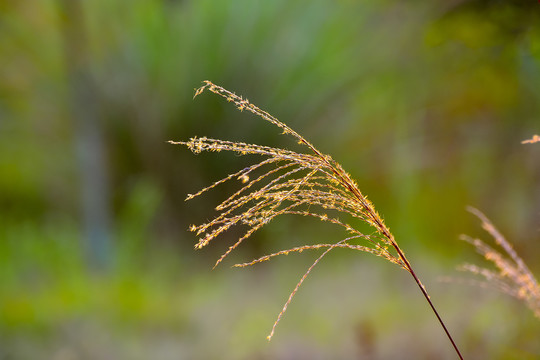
1, 0, 540, 359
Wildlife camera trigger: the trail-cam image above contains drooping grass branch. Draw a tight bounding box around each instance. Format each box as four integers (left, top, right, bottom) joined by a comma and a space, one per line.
170, 81, 463, 359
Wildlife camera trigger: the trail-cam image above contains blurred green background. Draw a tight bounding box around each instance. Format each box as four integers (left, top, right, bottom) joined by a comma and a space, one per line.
1, 0, 540, 359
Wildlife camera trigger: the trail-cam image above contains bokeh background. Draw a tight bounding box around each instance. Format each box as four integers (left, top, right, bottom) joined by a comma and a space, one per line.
1, 1, 540, 359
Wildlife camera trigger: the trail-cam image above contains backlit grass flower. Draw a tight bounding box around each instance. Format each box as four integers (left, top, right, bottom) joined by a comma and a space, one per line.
170, 81, 462, 358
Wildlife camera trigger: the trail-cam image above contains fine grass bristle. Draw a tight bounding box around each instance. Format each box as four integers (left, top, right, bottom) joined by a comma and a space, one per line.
171, 81, 463, 359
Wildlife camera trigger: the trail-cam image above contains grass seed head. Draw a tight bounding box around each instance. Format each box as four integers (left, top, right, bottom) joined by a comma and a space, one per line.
171, 81, 422, 341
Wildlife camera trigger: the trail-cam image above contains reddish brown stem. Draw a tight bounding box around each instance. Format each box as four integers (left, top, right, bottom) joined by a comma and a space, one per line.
394, 244, 464, 360
323, 151, 464, 359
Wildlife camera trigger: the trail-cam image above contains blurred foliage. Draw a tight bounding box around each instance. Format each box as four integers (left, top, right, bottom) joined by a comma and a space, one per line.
1, 0, 540, 358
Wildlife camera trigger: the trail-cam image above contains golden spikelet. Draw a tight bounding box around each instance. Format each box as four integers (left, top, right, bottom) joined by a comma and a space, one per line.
521, 135, 540, 144
170, 81, 462, 358
457, 207, 540, 319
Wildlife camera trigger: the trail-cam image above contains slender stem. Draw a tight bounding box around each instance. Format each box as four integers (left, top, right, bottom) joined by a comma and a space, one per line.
291, 140, 463, 357
394, 244, 464, 360
321, 154, 464, 358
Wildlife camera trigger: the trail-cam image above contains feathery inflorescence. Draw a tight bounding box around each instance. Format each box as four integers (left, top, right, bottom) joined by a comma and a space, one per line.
459, 207, 540, 319
170, 81, 408, 338
171, 82, 462, 359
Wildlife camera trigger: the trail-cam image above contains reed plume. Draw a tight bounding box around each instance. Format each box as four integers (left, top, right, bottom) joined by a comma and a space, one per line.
458, 207, 540, 319
170, 81, 463, 359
